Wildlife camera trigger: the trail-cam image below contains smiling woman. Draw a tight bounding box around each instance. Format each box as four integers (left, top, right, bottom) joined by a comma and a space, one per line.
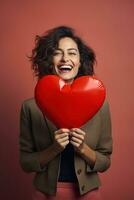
19, 26, 112, 200
52, 37, 80, 84
29, 26, 95, 79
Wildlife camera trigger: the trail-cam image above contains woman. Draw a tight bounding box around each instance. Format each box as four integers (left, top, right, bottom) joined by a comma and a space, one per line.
19, 26, 112, 200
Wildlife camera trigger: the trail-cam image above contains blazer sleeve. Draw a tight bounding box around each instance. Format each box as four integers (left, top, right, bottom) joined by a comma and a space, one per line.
19, 101, 47, 173
87, 101, 113, 173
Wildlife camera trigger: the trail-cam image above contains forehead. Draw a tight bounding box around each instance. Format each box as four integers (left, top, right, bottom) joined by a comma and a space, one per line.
58, 37, 78, 49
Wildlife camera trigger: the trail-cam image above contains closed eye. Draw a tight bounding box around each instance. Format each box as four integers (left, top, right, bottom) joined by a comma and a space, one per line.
68, 52, 77, 55
53, 50, 62, 55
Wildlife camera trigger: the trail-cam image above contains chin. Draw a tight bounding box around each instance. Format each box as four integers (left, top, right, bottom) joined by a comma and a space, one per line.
59, 74, 74, 80
57, 76, 73, 84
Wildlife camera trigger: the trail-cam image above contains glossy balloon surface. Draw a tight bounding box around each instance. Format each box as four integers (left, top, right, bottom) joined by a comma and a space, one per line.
35, 75, 106, 128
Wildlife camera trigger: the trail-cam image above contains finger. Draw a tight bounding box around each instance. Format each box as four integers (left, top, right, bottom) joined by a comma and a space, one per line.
55, 128, 70, 134
70, 128, 85, 136
58, 136, 69, 143
70, 136, 83, 145
70, 140, 80, 148
57, 140, 69, 150
70, 132, 84, 140
62, 140, 69, 147
55, 133, 69, 140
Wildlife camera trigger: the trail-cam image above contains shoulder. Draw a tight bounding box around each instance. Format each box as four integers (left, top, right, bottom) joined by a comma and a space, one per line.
20, 97, 40, 114
98, 99, 112, 126
100, 99, 111, 114
22, 97, 35, 106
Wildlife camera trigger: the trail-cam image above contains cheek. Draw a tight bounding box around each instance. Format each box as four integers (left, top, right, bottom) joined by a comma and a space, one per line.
53, 57, 60, 65
73, 66, 80, 75
75, 56, 80, 66
53, 58, 57, 65
75, 60, 80, 69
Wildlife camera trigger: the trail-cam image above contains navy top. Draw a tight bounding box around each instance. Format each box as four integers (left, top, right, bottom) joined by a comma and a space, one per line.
58, 143, 77, 182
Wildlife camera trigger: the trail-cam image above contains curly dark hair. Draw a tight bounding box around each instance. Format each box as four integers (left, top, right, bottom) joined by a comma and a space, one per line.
29, 26, 96, 79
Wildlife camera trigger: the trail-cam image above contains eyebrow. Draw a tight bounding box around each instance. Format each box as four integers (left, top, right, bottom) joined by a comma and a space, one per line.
56, 48, 78, 52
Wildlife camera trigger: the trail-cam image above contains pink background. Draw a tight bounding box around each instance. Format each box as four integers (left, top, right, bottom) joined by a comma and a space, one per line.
1, 0, 134, 199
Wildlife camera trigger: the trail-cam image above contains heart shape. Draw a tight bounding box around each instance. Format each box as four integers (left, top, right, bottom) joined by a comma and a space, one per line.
35, 75, 106, 128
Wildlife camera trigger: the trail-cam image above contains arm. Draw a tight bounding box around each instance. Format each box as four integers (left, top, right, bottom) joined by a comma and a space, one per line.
70, 101, 113, 172
19, 102, 69, 173
38, 129, 70, 168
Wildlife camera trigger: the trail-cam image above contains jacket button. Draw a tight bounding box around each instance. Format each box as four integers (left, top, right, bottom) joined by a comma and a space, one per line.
81, 185, 85, 191
77, 169, 82, 174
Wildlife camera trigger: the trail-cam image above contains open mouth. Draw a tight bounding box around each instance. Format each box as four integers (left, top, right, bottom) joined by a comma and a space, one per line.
57, 65, 73, 73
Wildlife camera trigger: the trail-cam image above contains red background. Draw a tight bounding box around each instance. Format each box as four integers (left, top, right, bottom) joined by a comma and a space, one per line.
0, 0, 134, 199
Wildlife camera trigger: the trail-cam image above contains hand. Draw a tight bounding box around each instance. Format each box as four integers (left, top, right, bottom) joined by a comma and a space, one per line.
54, 128, 70, 151
70, 128, 86, 152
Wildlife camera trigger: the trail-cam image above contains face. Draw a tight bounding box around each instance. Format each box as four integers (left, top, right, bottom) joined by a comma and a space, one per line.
52, 37, 80, 83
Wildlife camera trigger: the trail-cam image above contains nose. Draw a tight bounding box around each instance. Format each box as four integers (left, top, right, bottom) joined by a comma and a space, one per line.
61, 53, 69, 62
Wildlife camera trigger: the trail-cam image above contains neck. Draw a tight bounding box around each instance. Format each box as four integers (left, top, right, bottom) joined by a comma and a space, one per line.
64, 79, 74, 85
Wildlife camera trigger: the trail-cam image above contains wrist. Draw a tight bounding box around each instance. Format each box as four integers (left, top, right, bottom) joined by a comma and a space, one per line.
75, 143, 86, 154
52, 142, 64, 153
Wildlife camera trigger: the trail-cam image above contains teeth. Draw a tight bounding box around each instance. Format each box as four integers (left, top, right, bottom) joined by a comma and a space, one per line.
59, 65, 72, 70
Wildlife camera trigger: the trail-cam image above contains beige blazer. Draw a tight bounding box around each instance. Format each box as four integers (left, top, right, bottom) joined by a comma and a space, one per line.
19, 98, 112, 196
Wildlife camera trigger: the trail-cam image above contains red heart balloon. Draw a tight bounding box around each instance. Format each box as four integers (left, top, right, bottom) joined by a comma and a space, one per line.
35, 75, 106, 128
